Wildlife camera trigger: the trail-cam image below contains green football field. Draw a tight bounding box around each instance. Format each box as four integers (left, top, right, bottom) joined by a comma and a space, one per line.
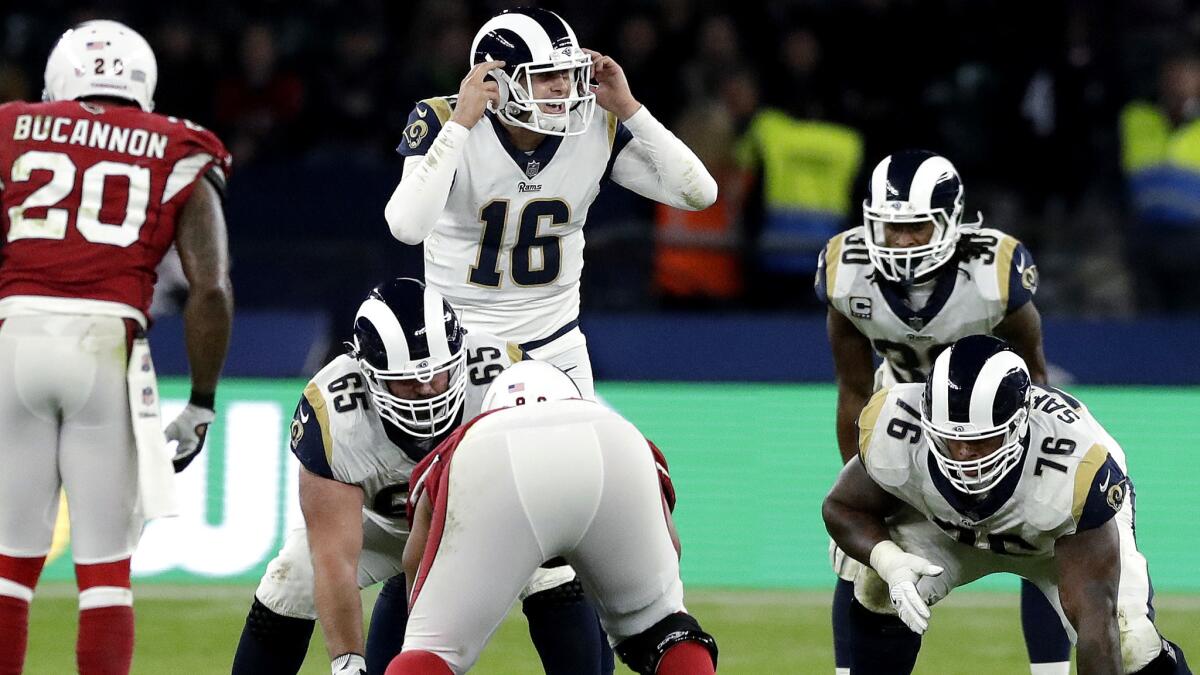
22, 384, 1200, 672
23, 584, 1200, 673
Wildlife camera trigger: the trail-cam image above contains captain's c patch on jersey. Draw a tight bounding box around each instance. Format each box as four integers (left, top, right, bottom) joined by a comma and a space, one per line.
850, 296, 872, 319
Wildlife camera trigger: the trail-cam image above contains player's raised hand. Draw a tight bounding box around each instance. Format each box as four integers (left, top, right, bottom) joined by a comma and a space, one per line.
869, 540, 943, 635
451, 60, 505, 129
583, 48, 641, 120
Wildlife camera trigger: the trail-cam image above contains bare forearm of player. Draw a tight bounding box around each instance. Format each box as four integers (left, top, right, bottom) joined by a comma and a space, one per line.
300, 469, 367, 658
175, 179, 233, 396
612, 108, 718, 211
1056, 522, 1122, 675
995, 302, 1047, 385
312, 554, 365, 658
829, 309, 875, 463
384, 122, 469, 244
822, 458, 900, 565
835, 388, 870, 464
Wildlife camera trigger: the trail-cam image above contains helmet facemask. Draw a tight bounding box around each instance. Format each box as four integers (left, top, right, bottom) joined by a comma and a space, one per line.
351, 279, 468, 440
357, 346, 467, 439
863, 201, 962, 284
920, 402, 1029, 495
490, 49, 595, 136
921, 342, 1033, 496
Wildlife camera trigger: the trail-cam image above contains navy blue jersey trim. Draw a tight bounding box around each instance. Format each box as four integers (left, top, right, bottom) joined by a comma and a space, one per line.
289, 396, 334, 480
814, 245, 830, 304
1006, 241, 1037, 314
926, 430, 1029, 522
601, 121, 634, 184
1077, 453, 1128, 532
520, 319, 580, 352
874, 261, 959, 332
485, 111, 563, 178
396, 101, 446, 157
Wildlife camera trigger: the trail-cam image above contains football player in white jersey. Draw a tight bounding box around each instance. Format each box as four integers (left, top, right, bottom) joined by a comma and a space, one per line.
384, 7, 717, 398
815, 150, 1064, 674
823, 336, 1191, 675
232, 279, 611, 675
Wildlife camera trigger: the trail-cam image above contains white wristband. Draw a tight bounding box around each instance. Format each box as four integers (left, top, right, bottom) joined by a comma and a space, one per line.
869, 540, 905, 573
331, 653, 366, 675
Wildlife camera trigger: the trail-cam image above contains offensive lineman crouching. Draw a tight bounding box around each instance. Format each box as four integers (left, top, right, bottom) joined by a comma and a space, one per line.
231, 279, 611, 675
823, 335, 1190, 675
389, 361, 718, 675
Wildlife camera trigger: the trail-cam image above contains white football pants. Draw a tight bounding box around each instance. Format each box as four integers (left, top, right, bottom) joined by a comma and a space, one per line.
402, 410, 684, 674
0, 314, 141, 563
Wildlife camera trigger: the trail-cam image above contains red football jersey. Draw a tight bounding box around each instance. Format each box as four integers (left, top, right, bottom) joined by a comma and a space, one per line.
407, 408, 676, 527
0, 99, 231, 323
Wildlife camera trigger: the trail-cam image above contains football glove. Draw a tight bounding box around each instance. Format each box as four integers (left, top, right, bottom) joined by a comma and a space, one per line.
165, 403, 215, 473
869, 540, 943, 635
331, 653, 366, 675
828, 539, 864, 580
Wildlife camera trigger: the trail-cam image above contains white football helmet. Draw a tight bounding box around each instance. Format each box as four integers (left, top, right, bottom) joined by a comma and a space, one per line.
351, 278, 467, 439
481, 360, 581, 412
43, 20, 158, 112
470, 8, 596, 136
862, 150, 976, 283
920, 335, 1032, 495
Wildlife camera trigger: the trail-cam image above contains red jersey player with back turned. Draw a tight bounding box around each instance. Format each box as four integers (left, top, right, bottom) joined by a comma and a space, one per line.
0, 20, 233, 675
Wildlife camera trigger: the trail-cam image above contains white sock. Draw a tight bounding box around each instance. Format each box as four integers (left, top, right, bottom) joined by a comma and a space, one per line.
1029, 662, 1070, 675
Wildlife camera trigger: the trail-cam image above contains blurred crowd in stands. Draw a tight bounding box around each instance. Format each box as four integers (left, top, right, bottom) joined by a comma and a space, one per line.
4, 0, 1200, 316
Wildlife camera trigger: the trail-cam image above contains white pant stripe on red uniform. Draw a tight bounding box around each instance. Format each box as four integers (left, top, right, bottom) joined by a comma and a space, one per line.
0, 578, 33, 603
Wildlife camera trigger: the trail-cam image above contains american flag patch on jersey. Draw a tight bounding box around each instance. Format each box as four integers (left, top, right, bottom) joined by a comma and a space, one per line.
508, 383, 525, 393
86, 40, 107, 50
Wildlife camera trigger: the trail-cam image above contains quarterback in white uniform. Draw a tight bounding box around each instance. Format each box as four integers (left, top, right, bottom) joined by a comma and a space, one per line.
817, 150, 1061, 674
231, 279, 602, 675
384, 7, 717, 398
823, 336, 1191, 675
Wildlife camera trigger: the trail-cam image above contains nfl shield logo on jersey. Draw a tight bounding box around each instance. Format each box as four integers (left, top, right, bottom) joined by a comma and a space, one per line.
525, 160, 541, 179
